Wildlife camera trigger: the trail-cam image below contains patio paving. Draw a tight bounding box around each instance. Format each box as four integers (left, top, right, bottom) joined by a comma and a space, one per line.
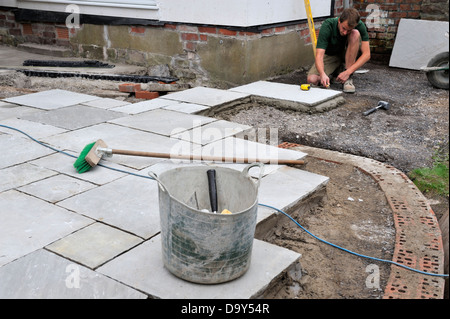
0, 84, 333, 299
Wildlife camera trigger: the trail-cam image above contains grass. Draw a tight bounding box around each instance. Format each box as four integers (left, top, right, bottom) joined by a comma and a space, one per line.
409, 149, 449, 197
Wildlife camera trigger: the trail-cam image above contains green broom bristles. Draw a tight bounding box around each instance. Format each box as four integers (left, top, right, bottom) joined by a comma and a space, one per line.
73, 142, 96, 173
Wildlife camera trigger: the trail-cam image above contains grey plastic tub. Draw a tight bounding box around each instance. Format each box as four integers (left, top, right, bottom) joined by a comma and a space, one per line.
149, 163, 263, 284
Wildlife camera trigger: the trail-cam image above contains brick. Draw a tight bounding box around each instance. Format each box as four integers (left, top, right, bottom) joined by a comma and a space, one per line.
181, 33, 199, 41
56, 27, 69, 39
198, 26, 217, 34
22, 23, 33, 35
218, 28, 237, 36
119, 83, 141, 93
135, 91, 159, 100
130, 26, 146, 34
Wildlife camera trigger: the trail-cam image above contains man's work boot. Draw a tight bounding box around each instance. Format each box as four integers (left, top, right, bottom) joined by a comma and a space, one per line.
343, 78, 355, 93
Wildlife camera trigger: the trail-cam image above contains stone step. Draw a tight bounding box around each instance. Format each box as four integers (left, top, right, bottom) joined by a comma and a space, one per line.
17, 43, 73, 58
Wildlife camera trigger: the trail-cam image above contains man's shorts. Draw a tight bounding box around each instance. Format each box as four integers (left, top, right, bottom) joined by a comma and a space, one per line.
307, 54, 344, 77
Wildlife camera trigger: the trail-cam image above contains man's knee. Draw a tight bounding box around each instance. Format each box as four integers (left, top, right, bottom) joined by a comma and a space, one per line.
307, 74, 319, 85
348, 29, 361, 45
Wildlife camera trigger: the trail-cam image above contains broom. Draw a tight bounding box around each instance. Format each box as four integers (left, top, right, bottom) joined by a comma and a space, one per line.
73, 139, 305, 173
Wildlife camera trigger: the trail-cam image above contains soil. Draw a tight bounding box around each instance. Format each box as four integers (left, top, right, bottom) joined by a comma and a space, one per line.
0, 61, 448, 299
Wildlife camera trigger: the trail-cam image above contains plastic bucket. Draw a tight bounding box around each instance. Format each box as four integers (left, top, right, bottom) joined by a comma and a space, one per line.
149, 163, 263, 284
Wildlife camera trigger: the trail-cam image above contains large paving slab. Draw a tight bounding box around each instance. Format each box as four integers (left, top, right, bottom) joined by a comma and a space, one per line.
2, 89, 99, 110
57, 174, 161, 239
20, 105, 126, 130
0, 118, 68, 139
0, 249, 147, 299
389, 19, 449, 70
0, 162, 57, 193
0, 190, 93, 266
110, 98, 181, 114
97, 235, 301, 299
229, 81, 345, 112
160, 86, 250, 107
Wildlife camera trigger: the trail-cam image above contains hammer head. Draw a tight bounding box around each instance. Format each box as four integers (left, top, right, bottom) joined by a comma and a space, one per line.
378, 101, 390, 110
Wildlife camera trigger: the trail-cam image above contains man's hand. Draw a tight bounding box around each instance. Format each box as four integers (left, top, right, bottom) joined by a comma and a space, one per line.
336, 70, 351, 83
320, 73, 330, 87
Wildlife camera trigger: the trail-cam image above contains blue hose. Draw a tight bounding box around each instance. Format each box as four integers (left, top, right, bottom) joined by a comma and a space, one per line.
1, 124, 448, 278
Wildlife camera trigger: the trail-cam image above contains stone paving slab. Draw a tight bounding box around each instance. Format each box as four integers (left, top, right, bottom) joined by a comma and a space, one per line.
0, 190, 93, 267
97, 235, 301, 299
163, 102, 210, 114
0, 162, 57, 193
0, 249, 147, 299
46, 222, 143, 269
110, 98, 181, 114
82, 98, 130, 110
0, 102, 42, 120
3, 89, 99, 110
0, 118, 67, 139
160, 86, 250, 107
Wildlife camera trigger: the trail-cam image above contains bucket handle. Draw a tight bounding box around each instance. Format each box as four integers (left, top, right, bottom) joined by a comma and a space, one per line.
242, 162, 264, 189
148, 171, 169, 194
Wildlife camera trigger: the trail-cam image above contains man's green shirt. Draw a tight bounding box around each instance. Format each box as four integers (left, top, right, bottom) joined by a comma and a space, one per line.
316, 17, 369, 56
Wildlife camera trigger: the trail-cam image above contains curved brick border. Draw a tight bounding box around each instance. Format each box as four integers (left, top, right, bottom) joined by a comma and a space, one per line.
279, 142, 446, 299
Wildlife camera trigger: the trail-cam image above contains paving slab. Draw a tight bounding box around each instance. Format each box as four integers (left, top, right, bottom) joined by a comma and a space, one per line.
0, 102, 42, 120
110, 98, 180, 114
389, 19, 449, 70
0, 163, 57, 193
18, 174, 97, 203
161, 86, 250, 107
229, 81, 345, 112
97, 235, 301, 299
57, 174, 160, 239
2, 89, 99, 110
172, 119, 253, 145
41, 123, 189, 169
20, 105, 126, 130
46, 222, 143, 269
0, 118, 67, 139
0, 134, 55, 169
0, 190, 93, 266
163, 102, 210, 114
81, 98, 130, 109
0, 249, 147, 299
258, 166, 329, 211
110, 108, 217, 137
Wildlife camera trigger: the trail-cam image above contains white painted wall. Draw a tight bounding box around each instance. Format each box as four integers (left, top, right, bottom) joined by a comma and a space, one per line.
9, 0, 332, 26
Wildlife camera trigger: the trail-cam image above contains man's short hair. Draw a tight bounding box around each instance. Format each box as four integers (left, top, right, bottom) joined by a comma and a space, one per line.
339, 8, 360, 28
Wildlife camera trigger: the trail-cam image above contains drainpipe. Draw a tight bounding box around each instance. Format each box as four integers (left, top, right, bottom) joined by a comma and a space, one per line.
344, 0, 350, 9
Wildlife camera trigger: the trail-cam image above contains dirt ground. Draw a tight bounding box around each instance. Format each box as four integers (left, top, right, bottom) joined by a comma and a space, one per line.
0, 61, 448, 299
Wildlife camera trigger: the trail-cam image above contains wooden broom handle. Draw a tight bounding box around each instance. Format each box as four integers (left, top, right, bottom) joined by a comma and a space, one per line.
110, 149, 305, 165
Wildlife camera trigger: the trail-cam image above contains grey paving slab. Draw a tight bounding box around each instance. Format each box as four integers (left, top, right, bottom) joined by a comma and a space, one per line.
0, 102, 42, 120
57, 174, 160, 239
97, 235, 301, 299
163, 102, 210, 114
172, 119, 253, 145
30, 152, 129, 186
197, 136, 307, 164
0, 134, 54, 169
390, 19, 449, 70
0, 118, 67, 139
0, 190, 93, 266
20, 105, 125, 130
82, 98, 130, 109
0, 163, 57, 193
2, 89, 99, 110
18, 174, 97, 203
161, 86, 250, 107
41, 123, 187, 170
258, 166, 329, 211
46, 222, 143, 269
229, 81, 342, 107
110, 108, 216, 137
110, 98, 180, 114
0, 249, 147, 299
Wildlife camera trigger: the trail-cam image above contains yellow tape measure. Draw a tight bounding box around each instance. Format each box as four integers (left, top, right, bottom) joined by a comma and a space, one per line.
300, 84, 311, 91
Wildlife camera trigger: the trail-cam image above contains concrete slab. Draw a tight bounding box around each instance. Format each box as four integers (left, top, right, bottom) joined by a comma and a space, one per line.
0, 118, 67, 139
229, 81, 345, 112
18, 174, 96, 203
258, 166, 329, 211
0, 163, 57, 193
172, 119, 253, 145
41, 123, 189, 170
82, 98, 130, 110
0, 102, 42, 120
0, 190, 93, 266
97, 235, 301, 299
161, 86, 250, 107
110, 108, 217, 137
163, 102, 210, 114
0, 249, 147, 299
110, 98, 180, 114
20, 105, 125, 130
389, 19, 449, 70
57, 174, 160, 239
2, 89, 99, 110
46, 222, 143, 269
0, 134, 54, 169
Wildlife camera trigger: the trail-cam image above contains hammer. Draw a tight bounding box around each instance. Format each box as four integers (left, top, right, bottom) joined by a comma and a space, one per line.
363, 101, 390, 116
